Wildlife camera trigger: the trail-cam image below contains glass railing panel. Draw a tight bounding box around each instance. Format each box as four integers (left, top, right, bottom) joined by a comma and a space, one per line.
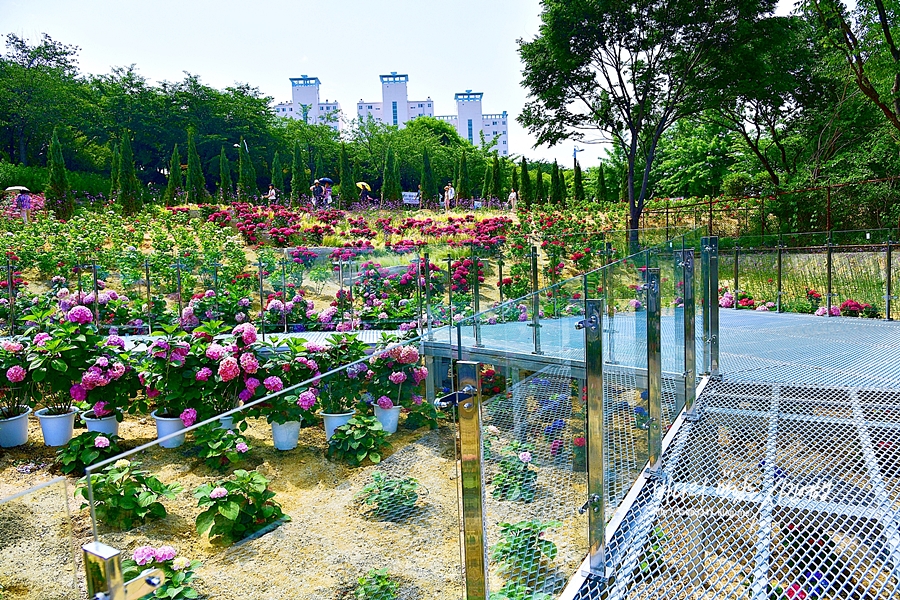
0, 478, 78, 599
84, 331, 463, 599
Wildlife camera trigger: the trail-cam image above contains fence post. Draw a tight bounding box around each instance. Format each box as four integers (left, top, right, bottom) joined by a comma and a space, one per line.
446, 256, 454, 328
453, 361, 488, 600
5, 256, 15, 336
646, 268, 663, 473
680, 248, 697, 421
256, 259, 266, 342
886, 240, 893, 322
826, 233, 834, 318
280, 254, 290, 334
424, 253, 434, 339
733, 245, 740, 308
497, 257, 504, 307
579, 299, 607, 578
709, 237, 720, 378
530, 246, 543, 355
472, 254, 482, 348
91, 260, 101, 328
776, 239, 784, 313
700, 237, 710, 375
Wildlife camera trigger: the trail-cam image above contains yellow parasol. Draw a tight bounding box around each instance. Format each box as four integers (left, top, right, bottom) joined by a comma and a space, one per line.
356, 182, 371, 191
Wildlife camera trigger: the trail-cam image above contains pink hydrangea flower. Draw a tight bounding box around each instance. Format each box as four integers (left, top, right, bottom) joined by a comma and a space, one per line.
33, 332, 51, 346
412, 366, 428, 385
209, 487, 228, 499
297, 390, 317, 410
146, 387, 161, 398
180, 408, 198, 427
218, 357, 240, 382
195, 367, 213, 382
377, 396, 394, 409
67, 305, 93, 324
388, 372, 407, 385
239, 352, 259, 374
235, 442, 249, 453
6, 365, 25, 383
518, 451, 533, 463
263, 376, 283, 392
411, 394, 423, 405
70, 383, 87, 402
232, 323, 258, 345
205, 343, 226, 361
171, 556, 191, 571
1, 340, 23, 353
132, 546, 156, 566
92, 401, 113, 418
94, 436, 110, 448
154, 546, 177, 562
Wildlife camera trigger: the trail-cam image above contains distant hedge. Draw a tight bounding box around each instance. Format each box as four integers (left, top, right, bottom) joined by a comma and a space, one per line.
0, 162, 110, 199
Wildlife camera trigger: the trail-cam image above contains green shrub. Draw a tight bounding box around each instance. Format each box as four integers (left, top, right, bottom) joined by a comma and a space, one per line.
491, 441, 538, 503
327, 415, 391, 466
193, 423, 251, 472
194, 470, 289, 544
354, 568, 399, 600
76, 459, 182, 530
0, 162, 110, 198
56, 431, 123, 475
355, 472, 420, 521
490, 520, 561, 585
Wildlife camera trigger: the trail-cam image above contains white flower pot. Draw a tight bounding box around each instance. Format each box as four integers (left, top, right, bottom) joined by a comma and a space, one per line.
374, 406, 401, 434
35, 408, 77, 447
0, 407, 32, 448
219, 415, 234, 430
320, 410, 356, 441
82, 411, 120, 437
271, 420, 302, 450
151, 410, 186, 448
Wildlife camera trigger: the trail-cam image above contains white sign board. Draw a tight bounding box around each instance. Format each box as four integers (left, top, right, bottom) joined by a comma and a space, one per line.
402, 192, 419, 205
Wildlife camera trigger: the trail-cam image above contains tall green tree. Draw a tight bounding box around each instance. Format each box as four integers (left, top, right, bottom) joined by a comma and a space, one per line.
490, 154, 501, 200
237, 138, 256, 201
512, 167, 519, 200
457, 150, 470, 200
573, 160, 585, 204
108, 143, 119, 201
185, 129, 207, 204
481, 161, 492, 200
314, 155, 325, 181
290, 141, 304, 203
535, 166, 545, 204
117, 133, 142, 216
518, 0, 776, 244
549, 161, 560, 206
46, 126, 73, 219
218, 146, 232, 201
164, 144, 182, 206
519, 157, 533, 210
421, 146, 438, 202
382, 146, 401, 202
595, 164, 607, 202
338, 143, 353, 209
271, 150, 284, 194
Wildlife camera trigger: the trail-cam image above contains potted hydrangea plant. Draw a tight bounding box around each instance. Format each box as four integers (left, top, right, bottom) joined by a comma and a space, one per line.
78, 334, 139, 437
308, 334, 369, 440
366, 342, 428, 434
0, 337, 34, 447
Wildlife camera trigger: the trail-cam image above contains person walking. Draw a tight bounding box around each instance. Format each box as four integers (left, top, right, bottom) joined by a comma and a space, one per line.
323, 182, 333, 207
15, 190, 31, 224
263, 184, 277, 205
310, 179, 324, 208
444, 183, 455, 212
507, 188, 518, 212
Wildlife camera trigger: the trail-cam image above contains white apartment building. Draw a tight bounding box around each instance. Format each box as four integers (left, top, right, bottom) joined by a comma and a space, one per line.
274, 73, 509, 154
273, 75, 341, 131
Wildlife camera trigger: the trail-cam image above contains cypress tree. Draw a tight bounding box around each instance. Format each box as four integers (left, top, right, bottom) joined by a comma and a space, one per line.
421, 146, 438, 202
535, 165, 545, 204
490, 154, 501, 200
512, 167, 519, 200
550, 161, 561, 206
314, 155, 324, 182
109, 143, 119, 202
338, 143, 353, 209
458, 150, 470, 200
237, 138, 257, 202
185, 129, 208, 204
519, 157, 532, 210
290, 141, 304, 204
47, 127, 73, 220
481, 162, 491, 200
596, 164, 608, 202
271, 151, 284, 194
164, 144, 182, 206
382, 146, 401, 202
218, 146, 233, 201
559, 165, 569, 208
574, 160, 585, 204
117, 133, 142, 216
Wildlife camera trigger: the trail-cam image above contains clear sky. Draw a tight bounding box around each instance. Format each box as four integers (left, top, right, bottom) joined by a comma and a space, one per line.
3, 0, 795, 169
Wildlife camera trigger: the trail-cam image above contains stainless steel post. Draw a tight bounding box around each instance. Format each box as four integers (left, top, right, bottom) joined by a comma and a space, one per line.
776, 239, 783, 313
83, 541, 165, 600
646, 268, 663, 473
5, 257, 14, 336
472, 254, 482, 347
92, 260, 101, 327
826, 233, 833, 317
530, 246, 543, 355
454, 361, 488, 599
446, 256, 454, 328
733, 245, 740, 309
709, 237, 720, 378
280, 255, 289, 334
424, 253, 434, 339
144, 259, 152, 335
886, 240, 894, 322
497, 258, 505, 306
680, 249, 697, 421
579, 299, 607, 578
416, 254, 423, 335
700, 237, 710, 375
257, 259, 266, 342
